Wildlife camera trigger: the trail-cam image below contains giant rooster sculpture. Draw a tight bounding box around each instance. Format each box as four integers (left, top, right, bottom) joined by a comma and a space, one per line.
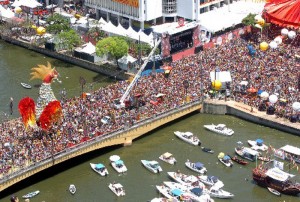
18, 62, 62, 131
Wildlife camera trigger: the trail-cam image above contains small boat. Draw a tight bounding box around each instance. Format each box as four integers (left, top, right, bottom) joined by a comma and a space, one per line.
229, 155, 248, 165
109, 155, 127, 173
156, 185, 194, 202
267, 187, 281, 196
90, 163, 109, 176
159, 152, 177, 165
248, 139, 268, 151
69, 184, 76, 195
185, 160, 207, 174
201, 147, 214, 154
218, 153, 233, 167
141, 160, 163, 173
235, 144, 261, 162
174, 131, 201, 146
209, 185, 234, 199
198, 175, 224, 187
22, 190, 40, 199
109, 182, 125, 196
203, 124, 234, 136
167, 171, 198, 185
21, 82, 32, 89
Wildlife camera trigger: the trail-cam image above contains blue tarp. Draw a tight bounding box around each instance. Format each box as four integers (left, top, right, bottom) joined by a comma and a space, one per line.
115, 160, 124, 165
257, 90, 264, 95
223, 155, 231, 160
195, 162, 204, 169
171, 189, 183, 197
95, 163, 104, 169
190, 187, 203, 196
141, 69, 164, 76
256, 139, 264, 146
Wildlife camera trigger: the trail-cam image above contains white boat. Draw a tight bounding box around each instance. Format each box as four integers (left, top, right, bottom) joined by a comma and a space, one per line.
167, 171, 199, 185
208, 185, 234, 199
22, 190, 40, 199
203, 124, 234, 136
217, 153, 233, 167
159, 152, 177, 165
197, 175, 224, 188
109, 155, 127, 173
235, 147, 261, 162
267, 187, 281, 196
156, 185, 179, 201
247, 139, 268, 151
69, 184, 76, 195
21, 82, 32, 89
141, 160, 163, 173
90, 163, 109, 176
156, 185, 194, 202
185, 160, 207, 174
149, 197, 176, 202
277, 145, 300, 164
174, 131, 201, 146
109, 182, 125, 196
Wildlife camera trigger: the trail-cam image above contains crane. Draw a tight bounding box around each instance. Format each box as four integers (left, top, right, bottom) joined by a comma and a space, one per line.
119, 37, 162, 107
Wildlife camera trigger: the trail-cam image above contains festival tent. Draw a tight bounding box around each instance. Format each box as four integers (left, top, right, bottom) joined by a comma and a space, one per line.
116, 23, 128, 36
0, 5, 15, 18
98, 17, 107, 26
118, 55, 137, 71
12, 0, 42, 8
263, 0, 300, 29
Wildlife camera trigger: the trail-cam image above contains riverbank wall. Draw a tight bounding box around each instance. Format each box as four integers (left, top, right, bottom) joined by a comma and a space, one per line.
0, 35, 128, 80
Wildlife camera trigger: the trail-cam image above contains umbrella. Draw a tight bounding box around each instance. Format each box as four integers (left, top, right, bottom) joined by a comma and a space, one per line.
109, 155, 120, 162
260, 91, 269, 99
257, 90, 264, 95
195, 162, 204, 169
247, 87, 258, 93
218, 152, 225, 159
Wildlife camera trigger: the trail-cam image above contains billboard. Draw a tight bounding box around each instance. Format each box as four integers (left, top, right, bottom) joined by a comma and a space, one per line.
112, 0, 139, 8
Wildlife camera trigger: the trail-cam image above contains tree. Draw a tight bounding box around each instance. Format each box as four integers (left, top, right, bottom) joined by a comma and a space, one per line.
87, 27, 107, 43
242, 13, 256, 27
57, 29, 81, 53
46, 13, 71, 34
96, 36, 129, 65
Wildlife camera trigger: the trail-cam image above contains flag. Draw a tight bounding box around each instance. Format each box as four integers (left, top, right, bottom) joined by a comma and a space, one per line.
273, 160, 284, 170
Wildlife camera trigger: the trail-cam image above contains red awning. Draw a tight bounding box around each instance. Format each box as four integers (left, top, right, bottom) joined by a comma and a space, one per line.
263, 0, 300, 29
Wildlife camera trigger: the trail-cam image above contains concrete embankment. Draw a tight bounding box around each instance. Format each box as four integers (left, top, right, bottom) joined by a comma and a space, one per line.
0, 35, 128, 80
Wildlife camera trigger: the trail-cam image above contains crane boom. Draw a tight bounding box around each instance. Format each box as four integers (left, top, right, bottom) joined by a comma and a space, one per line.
120, 38, 161, 105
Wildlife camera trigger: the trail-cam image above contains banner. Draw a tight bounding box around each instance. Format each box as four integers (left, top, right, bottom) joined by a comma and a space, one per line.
112, 0, 139, 8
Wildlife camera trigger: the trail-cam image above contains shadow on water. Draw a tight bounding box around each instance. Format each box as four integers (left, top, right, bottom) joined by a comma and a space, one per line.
0, 145, 121, 199
52, 60, 74, 68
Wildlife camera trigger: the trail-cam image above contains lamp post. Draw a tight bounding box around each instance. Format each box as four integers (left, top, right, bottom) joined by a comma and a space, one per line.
79, 76, 86, 99
214, 67, 220, 99
152, 33, 156, 75
183, 80, 189, 103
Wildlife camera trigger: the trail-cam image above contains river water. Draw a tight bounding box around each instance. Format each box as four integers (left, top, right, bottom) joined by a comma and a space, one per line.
0, 41, 299, 202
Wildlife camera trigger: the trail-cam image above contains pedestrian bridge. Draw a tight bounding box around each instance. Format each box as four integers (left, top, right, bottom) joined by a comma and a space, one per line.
0, 101, 202, 192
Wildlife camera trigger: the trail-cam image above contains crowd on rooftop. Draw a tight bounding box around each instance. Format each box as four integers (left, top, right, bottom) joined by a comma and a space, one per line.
0, 25, 299, 179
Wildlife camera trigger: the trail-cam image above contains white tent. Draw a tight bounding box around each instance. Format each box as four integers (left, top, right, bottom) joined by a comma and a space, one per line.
116, 23, 127, 36
102, 21, 119, 35
118, 55, 137, 71
126, 26, 138, 40
98, 18, 107, 26
79, 42, 96, 55
137, 29, 151, 44
0, 5, 14, 18
12, 0, 42, 8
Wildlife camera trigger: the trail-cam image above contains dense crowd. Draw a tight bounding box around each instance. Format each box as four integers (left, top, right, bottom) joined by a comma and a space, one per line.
0, 31, 299, 178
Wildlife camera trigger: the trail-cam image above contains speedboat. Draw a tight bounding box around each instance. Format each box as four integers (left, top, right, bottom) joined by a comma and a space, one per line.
267, 187, 281, 196
185, 160, 207, 174
69, 184, 76, 195
198, 175, 224, 188
248, 139, 268, 151
167, 171, 199, 185
21, 82, 32, 89
208, 185, 234, 199
217, 153, 233, 167
174, 131, 201, 146
141, 160, 163, 173
109, 182, 125, 196
201, 147, 214, 154
156, 185, 194, 202
110, 155, 127, 173
235, 147, 260, 162
22, 190, 40, 199
229, 155, 248, 165
149, 197, 175, 202
159, 152, 177, 165
90, 163, 109, 176
203, 124, 234, 136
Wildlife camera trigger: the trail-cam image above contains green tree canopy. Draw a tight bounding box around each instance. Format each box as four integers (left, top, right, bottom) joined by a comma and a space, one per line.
46, 13, 71, 34
96, 36, 129, 61
57, 29, 81, 52
242, 13, 256, 26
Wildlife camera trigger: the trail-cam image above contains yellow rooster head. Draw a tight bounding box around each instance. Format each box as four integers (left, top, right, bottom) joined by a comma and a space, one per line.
30, 62, 58, 84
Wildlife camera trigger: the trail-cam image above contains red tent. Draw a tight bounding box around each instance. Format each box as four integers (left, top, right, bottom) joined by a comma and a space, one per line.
263, 0, 300, 29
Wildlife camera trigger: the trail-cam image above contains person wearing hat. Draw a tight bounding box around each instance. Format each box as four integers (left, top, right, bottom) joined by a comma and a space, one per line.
10, 195, 19, 202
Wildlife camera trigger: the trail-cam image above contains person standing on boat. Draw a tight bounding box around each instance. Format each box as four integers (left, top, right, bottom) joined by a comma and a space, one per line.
9, 97, 13, 115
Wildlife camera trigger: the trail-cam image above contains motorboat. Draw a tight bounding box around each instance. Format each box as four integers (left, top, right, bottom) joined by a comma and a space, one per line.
22, 190, 40, 199
90, 163, 109, 176
203, 124, 234, 136
156, 185, 194, 202
229, 155, 248, 165
174, 131, 201, 146
141, 160, 163, 173
190, 187, 214, 202
156, 185, 175, 199
235, 146, 261, 162
69, 184, 76, 195
248, 139, 268, 151
198, 175, 224, 187
21, 82, 32, 89
149, 197, 176, 202
217, 153, 233, 167
201, 147, 214, 154
267, 187, 281, 196
208, 185, 234, 199
185, 160, 207, 174
159, 152, 177, 165
109, 182, 126, 196
167, 171, 198, 185
276, 145, 300, 164
110, 155, 127, 173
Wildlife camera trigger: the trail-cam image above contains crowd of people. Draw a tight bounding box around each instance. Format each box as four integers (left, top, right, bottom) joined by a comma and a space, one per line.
0, 29, 299, 181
